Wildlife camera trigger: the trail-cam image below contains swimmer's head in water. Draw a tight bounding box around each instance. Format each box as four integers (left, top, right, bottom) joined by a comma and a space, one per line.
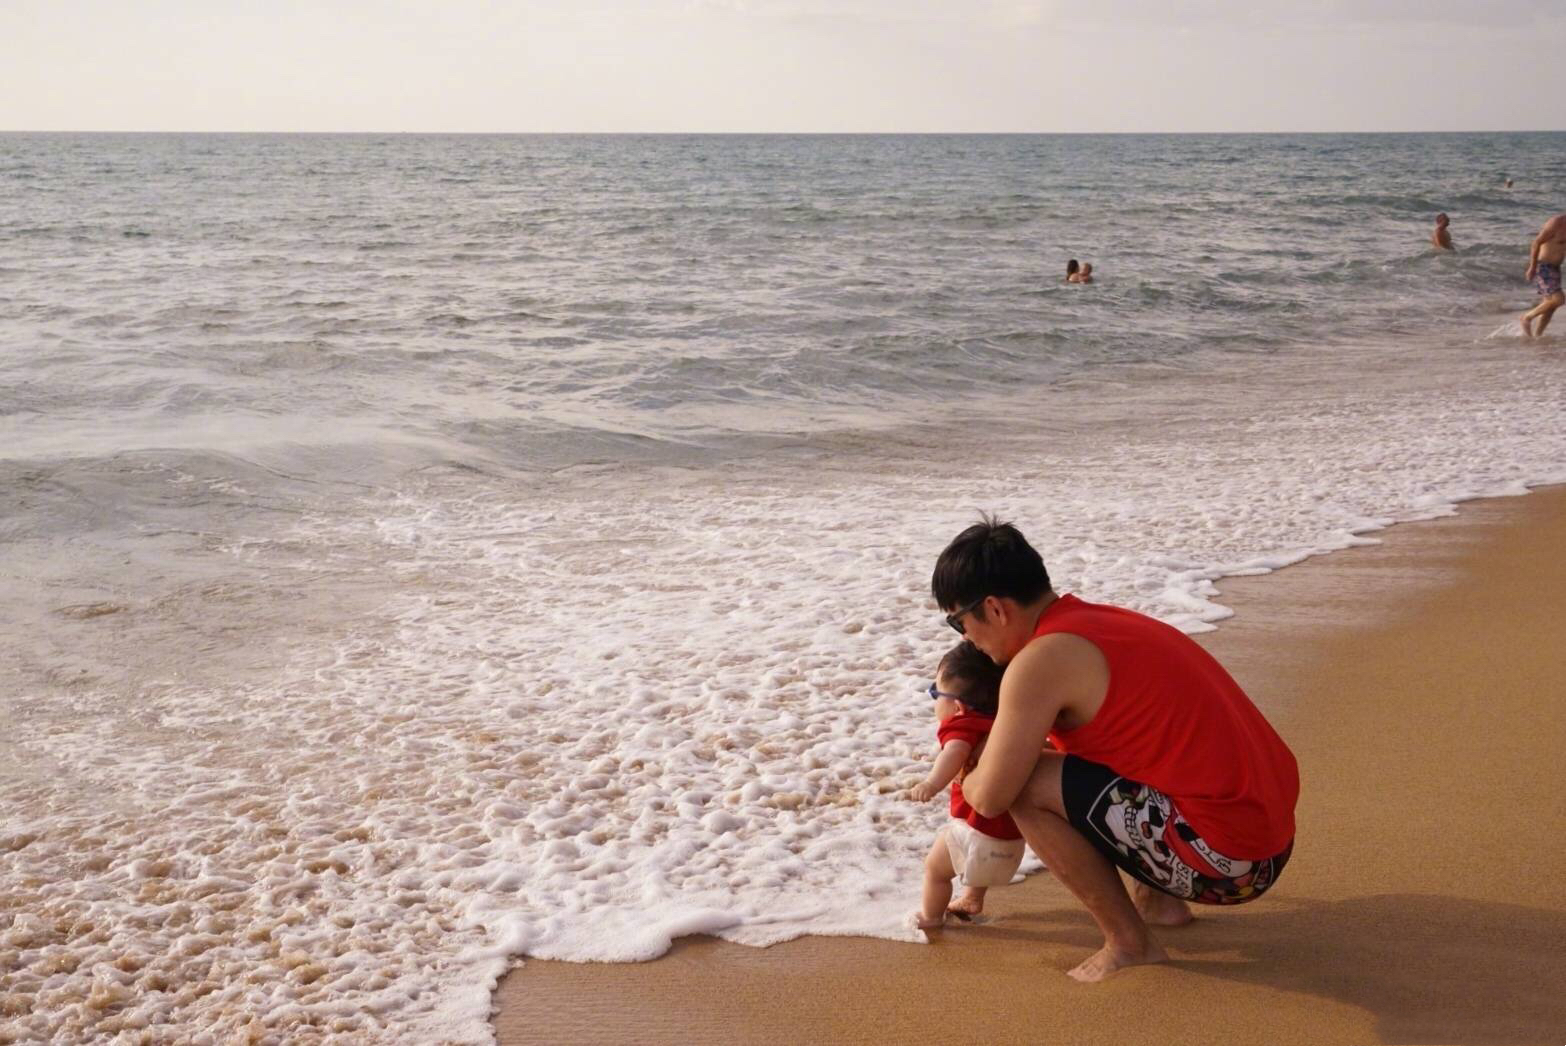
1066, 258, 1079, 277
1081, 262, 1093, 275
1435, 213, 1449, 226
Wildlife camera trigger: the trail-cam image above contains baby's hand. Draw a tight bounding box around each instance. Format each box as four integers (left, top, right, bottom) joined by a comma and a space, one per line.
907, 780, 941, 802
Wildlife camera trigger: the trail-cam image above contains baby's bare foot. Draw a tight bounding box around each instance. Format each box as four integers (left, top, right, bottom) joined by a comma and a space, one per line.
913, 911, 945, 931
947, 890, 984, 920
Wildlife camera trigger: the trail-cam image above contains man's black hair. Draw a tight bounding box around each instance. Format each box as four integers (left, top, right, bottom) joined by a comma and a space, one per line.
937, 640, 1004, 717
931, 514, 1052, 618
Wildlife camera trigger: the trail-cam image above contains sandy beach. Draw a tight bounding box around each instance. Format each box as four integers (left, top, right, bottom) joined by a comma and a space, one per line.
493, 485, 1566, 1046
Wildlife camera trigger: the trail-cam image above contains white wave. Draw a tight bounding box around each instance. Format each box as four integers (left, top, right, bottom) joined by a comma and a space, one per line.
6, 334, 1564, 1042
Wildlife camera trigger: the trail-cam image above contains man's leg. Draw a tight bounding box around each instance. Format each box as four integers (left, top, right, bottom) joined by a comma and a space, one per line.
1522, 290, 1564, 336
1534, 292, 1564, 336
1008, 753, 1170, 981
1130, 879, 1194, 927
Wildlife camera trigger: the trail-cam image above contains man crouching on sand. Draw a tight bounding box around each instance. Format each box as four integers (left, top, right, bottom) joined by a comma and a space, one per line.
932, 517, 1299, 981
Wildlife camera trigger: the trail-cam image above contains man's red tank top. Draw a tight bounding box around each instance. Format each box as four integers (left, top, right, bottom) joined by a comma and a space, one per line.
1039, 594, 1298, 859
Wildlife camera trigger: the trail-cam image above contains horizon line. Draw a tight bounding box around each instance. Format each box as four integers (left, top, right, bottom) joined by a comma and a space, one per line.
3, 128, 1564, 137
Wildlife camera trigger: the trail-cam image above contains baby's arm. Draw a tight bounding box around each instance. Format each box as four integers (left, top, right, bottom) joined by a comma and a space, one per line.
907, 739, 973, 802
952, 735, 986, 786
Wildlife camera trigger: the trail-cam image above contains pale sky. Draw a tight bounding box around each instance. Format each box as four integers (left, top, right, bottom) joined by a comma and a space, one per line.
3, 1, 1562, 133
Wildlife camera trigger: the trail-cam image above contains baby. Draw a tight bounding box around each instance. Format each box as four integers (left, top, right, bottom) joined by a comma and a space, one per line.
907, 640, 1026, 928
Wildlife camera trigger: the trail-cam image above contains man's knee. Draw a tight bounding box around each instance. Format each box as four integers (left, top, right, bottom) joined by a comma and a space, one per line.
1010, 751, 1069, 818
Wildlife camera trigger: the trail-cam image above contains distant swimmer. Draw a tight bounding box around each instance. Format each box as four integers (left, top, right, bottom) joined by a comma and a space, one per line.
1065, 259, 1080, 282
1505, 178, 1514, 189
1431, 213, 1453, 250
1521, 213, 1566, 338
1067, 262, 1094, 284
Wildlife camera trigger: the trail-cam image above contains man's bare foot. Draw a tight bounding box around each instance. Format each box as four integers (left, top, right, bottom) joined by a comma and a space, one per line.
1521, 315, 1535, 338
1067, 938, 1169, 982
1131, 882, 1193, 927
947, 889, 984, 920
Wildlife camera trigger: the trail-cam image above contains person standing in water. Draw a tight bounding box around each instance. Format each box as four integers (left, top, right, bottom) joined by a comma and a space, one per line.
1521, 213, 1566, 338
1431, 213, 1453, 250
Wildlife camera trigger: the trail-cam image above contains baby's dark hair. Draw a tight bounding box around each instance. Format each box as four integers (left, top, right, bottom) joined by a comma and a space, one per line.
937, 640, 1004, 717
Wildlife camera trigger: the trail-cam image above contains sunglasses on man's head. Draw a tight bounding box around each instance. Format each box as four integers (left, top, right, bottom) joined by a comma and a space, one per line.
944, 594, 987, 635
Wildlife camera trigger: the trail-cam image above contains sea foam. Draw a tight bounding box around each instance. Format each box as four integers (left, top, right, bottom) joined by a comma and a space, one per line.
4, 338, 1563, 1042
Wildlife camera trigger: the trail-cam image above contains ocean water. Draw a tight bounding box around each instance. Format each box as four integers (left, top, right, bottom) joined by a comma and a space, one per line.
2, 132, 1564, 1042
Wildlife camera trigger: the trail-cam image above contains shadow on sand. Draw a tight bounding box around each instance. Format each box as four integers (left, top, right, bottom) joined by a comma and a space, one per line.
1005, 892, 1566, 1046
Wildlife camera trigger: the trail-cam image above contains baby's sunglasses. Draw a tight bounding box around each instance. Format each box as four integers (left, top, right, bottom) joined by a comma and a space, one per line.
927, 682, 963, 701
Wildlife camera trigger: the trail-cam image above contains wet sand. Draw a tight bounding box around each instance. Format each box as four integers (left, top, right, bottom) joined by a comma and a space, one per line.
493, 486, 1566, 1046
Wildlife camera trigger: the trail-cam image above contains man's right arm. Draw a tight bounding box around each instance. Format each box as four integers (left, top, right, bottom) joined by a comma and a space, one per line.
960, 634, 1103, 818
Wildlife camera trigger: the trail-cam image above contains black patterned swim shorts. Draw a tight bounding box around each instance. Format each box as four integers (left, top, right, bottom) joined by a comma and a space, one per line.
1061, 755, 1292, 905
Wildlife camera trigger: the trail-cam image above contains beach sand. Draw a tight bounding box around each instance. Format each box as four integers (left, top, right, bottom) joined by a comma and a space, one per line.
493, 486, 1566, 1046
